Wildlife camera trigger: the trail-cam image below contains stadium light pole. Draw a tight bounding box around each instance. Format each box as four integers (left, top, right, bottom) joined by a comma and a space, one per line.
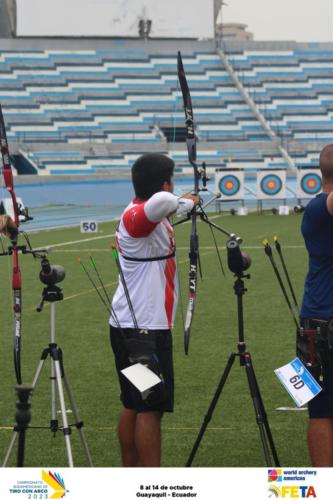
215, 0, 228, 46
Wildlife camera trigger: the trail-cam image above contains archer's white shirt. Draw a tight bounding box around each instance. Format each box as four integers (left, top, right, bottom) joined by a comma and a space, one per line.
110, 192, 194, 329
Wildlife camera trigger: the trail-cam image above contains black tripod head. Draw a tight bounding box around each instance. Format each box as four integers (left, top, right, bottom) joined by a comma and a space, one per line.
227, 238, 251, 278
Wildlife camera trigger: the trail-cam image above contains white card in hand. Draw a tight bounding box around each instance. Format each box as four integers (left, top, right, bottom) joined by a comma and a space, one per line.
121, 363, 161, 393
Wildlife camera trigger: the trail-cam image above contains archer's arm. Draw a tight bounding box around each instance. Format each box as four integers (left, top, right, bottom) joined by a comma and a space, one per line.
326, 191, 333, 215
145, 191, 198, 221
123, 192, 197, 238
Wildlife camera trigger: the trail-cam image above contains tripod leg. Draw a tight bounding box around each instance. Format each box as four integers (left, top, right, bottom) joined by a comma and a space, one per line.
50, 350, 58, 434
32, 349, 59, 435
53, 358, 74, 467
32, 355, 49, 390
2, 432, 18, 467
186, 352, 236, 466
244, 354, 280, 466
243, 361, 280, 467
62, 370, 94, 466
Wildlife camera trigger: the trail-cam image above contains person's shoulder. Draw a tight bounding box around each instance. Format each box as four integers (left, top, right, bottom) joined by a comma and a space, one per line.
304, 193, 330, 219
306, 193, 327, 209
122, 198, 145, 214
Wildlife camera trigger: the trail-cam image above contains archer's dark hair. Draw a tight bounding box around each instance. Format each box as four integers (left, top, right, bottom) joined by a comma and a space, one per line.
131, 153, 175, 199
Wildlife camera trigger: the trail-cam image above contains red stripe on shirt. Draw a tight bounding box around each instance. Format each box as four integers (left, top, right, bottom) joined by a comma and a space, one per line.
123, 201, 158, 238
164, 257, 176, 329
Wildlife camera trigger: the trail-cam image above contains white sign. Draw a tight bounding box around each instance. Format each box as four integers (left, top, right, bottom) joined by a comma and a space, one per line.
16, 0, 214, 38
80, 221, 98, 233
278, 205, 290, 215
274, 357, 322, 407
121, 363, 161, 393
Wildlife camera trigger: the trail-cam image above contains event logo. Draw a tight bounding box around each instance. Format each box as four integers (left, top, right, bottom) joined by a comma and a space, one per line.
268, 469, 283, 482
267, 469, 317, 498
8, 470, 68, 499
42, 470, 67, 499
268, 485, 281, 498
267, 485, 317, 498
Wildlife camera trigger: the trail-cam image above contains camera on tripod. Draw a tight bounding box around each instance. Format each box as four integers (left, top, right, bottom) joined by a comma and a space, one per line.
37, 258, 66, 311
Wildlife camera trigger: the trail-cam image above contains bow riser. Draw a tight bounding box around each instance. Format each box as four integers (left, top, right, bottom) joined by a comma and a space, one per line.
12, 257, 21, 289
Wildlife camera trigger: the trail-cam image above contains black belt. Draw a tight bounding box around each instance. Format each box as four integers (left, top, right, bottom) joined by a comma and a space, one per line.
302, 318, 333, 330
121, 251, 175, 262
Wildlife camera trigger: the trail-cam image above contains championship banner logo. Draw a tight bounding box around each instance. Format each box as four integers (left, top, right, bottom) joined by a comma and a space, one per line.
297, 169, 322, 198
215, 169, 244, 201
257, 170, 286, 200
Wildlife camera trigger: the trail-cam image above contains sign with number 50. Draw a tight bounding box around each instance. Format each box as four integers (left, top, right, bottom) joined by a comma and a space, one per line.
80, 221, 98, 233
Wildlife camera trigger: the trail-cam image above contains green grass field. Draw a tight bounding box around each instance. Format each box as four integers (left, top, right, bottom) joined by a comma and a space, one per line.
0, 211, 310, 467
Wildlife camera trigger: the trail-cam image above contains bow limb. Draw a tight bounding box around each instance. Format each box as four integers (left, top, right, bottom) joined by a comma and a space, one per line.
0, 104, 22, 384
177, 51, 200, 354
184, 225, 198, 354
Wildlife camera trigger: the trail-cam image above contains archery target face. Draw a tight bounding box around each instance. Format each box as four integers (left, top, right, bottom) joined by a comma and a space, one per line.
257, 170, 286, 199
297, 170, 322, 198
215, 170, 244, 200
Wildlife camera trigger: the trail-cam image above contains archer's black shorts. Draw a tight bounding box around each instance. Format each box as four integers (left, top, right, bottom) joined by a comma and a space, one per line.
308, 363, 333, 419
300, 318, 333, 419
110, 326, 174, 413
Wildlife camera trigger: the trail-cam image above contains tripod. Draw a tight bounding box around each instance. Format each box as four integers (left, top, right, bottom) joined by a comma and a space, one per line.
186, 244, 280, 467
3, 283, 93, 467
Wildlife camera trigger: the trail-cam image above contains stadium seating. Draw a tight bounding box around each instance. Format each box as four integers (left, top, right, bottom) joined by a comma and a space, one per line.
1, 46, 332, 174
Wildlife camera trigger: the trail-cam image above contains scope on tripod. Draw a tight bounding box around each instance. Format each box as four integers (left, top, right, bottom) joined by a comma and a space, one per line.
39, 258, 65, 285
294, 205, 305, 213
227, 238, 251, 275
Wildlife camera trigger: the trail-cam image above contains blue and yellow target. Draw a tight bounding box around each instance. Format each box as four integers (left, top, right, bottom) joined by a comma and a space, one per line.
218, 175, 240, 197
260, 174, 282, 196
300, 173, 321, 195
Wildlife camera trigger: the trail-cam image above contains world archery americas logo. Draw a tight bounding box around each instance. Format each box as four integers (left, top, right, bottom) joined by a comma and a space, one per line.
268, 469, 283, 482
42, 470, 67, 499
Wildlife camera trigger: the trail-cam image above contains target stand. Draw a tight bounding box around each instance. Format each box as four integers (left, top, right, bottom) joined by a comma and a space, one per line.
215, 169, 245, 214
256, 169, 287, 214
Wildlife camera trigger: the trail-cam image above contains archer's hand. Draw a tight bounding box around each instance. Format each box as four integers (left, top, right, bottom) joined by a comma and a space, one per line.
181, 193, 200, 206
0, 215, 18, 240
